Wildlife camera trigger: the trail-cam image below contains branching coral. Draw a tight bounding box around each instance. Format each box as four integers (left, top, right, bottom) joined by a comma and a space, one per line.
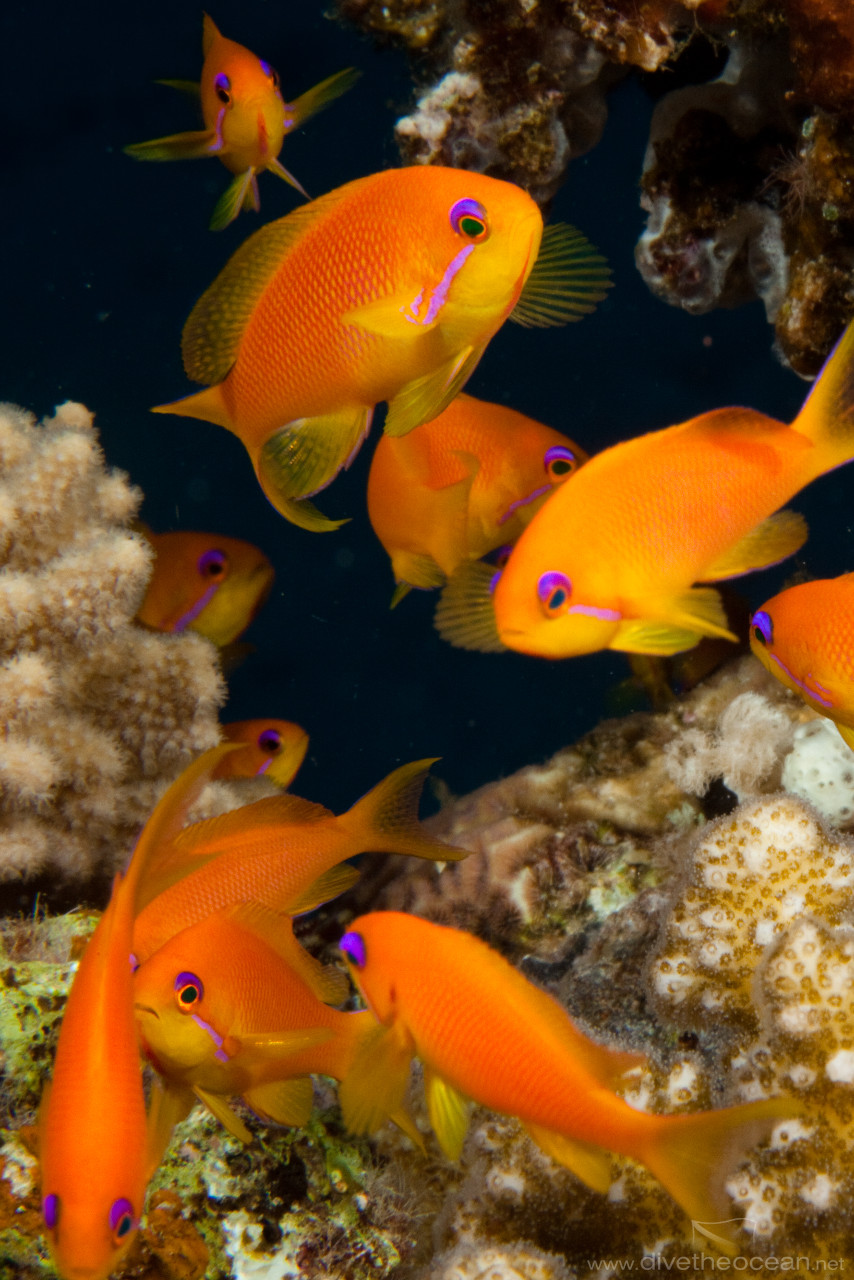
0, 402, 226, 887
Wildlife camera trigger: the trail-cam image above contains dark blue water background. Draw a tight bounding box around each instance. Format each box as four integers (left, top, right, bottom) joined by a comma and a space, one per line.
2, 1, 845, 813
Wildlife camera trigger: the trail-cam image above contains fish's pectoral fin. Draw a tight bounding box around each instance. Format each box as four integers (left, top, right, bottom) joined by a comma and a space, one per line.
145, 1078, 196, 1181
256, 407, 373, 513
124, 129, 219, 162
210, 169, 260, 231
511, 223, 612, 328
194, 1087, 254, 1143
423, 1067, 469, 1161
338, 1020, 415, 1137
266, 156, 309, 200
286, 863, 361, 916
341, 294, 435, 339
286, 67, 361, 131
524, 1122, 613, 1192
434, 560, 506, 653
154, 78, 202, 98
384, 345, 486, 438
609, 620, 707, 657
244, 1078, 315, 1128
701, 509, 808, 581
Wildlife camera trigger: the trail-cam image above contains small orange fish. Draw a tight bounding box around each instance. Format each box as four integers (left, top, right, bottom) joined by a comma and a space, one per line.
125, 14, 359, 229
339, 912, 797, 1255
216, 718, 309, 787
39, 745, 238, 1280
367, 393, 586, 604
154, 167, 610, 530
131, 759, 467, 967
136, 528, 274, 647
750, 573, 854, 749
133, 904, 418, 1146
437, 319, 854, 659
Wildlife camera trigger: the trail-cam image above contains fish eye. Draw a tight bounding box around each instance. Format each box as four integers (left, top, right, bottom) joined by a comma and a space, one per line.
109, 1197, 136, 1245
257, 728, 282, 754
449, 198, 489, 242
42, 1193, 59, 1231
340, 931, 367, 969
751, 609, 773, 647
174, 970, 203, 1010
198, 548, 228, 579
544, 446, 578, 482
214, 72, 232, 105
537, 571, 572, 617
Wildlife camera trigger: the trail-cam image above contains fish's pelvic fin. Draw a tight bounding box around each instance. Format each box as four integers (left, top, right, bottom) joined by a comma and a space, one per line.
152, 382, 234, 431
210, 169, 261, 231
792, 314, 854, 474
257, 406, 372, 510
145, 1078, 196, 1182
434, 561, 505, 653
266, 156, 309, 199
390, 551, 446, 594
423, 1067, 469, 1161
610, 621, 707, 657
195, 1087, 255, 1143
338, 1021, 415, 1136
287, 67, 361, 132
384, 346, 486, 438
837, 722, 854, 751
124, 129, 219, 162
244, 1078, 315, 1128
511, 223, 612, 328
391, 582, 413, 608
611, 588, 738, 654
342, 758, 468, 862
524, 1122, 613, 1193
701, 510, 808, 581
636, 1096, 802, 1257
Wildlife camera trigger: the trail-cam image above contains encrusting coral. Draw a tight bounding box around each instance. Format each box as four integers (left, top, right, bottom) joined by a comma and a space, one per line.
0, 401, 226, 888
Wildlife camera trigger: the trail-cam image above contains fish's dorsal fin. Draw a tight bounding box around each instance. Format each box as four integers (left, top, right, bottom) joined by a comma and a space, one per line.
338, 1020, 416, 1137
202, 13, 221, 56
244, 1078, 315, 1128
701, 509, 808, 581
182, 184, 359, 385
524, 1122, 613, 1192
257, 405, 372, 506
434, 560, 505, 653
226, 902, 350, 1005
384, 345, 486, 438
423, 1067, 469, 1161
510, 224, 611, 328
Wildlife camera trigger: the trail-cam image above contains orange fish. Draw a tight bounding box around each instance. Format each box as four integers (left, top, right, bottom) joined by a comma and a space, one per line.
131, 759, 466, 967
216, 718, 309, 787
339, 912, 797, 1255
436, 318, 854, 659
367, 392, 586, 604
125, 14, 358, 229
39, 745, 238, 1280
133, 904, 419, 1146
750, 573, 854, 749
135, 528, 274, 647
153, 167, 610, 530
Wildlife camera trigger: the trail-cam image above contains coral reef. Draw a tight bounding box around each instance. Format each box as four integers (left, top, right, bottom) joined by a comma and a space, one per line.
0, 402, 226, 889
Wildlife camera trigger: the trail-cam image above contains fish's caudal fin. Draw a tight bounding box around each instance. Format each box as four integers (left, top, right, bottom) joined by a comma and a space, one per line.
793, 315, 854, 474
636, 1097, 801, 1256
511, 224, 612, 328
342, 759, 468, 862
152, 382, 235, 432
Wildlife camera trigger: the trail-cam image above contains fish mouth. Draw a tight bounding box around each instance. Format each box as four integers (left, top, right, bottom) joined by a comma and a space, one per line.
133, 1003, 159, 1019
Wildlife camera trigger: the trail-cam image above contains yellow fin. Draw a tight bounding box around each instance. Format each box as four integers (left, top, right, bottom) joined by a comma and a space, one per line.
338, 1020, 415, 1136
266, 156, 309, 199
124, 129, 218, 162
261, 494, 348, 533
202, 13, 220, 55
342, 293, 436, 339
391, 551, 446, 593
145, 1078, 196, 1181
341, 758, 467, 862
837, 722, 854, 751
423, 1067, 469, 1161
152, 382, 233, 431
154, 78, 201, 98
286, 863, 361, 916
287, 67, 361, 131
511, 224, 612, 328
434, 561, 505, 653
792, 315, 854, 471
227, 902, 350, 1004
384, 346, 486, 438
389, 1106, 426, 1152
257, 406, 372, 504
210, 169, 260, 231
701, 510, 808, 581
609, 620, 707, 657
244, 1078, 315, 1128
391, 582, 413, 607
195, 1087, 254, 1143
665, 586, 739, 642
524, 1122, 613, 1192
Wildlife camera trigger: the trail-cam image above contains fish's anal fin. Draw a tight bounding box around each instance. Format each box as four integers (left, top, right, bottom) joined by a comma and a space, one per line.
423, 1067, 469, 1161
244, 1077, 315, 1128
145, 1078, 196, 1182
257, 407, 372, 509
434, 561, 505, 653
511, 223, 612, 328
338, 1021, 415, 1136
524, 1121, 614, 1192
701, 509, 808, 581
384, 345, 486, 438
194, 1086, 254, 1144
210, 169, 260, 231
124, 129, 219, 162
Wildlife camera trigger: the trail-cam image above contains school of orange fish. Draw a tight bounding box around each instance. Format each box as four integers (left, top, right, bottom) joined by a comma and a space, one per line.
38, 14, 854, 1277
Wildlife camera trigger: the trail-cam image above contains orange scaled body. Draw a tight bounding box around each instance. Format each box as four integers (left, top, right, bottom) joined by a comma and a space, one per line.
750, 573, 854, 750
217, 718, 309, 787
367, 393, 586, 598
340, 912, 796, 1255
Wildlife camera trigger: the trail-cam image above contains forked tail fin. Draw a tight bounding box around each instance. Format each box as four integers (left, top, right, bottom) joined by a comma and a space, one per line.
792, 316, 854, 475
341, 758, 468, 862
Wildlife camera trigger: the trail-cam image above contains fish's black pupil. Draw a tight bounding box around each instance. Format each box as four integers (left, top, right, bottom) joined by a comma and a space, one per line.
550, 460, 571, 476
550, 589, 567, 610
117, 1215, 131, 1238
207, 561, 224, 576
180, 985, 198, 1004
753, 626, 766, 646
461, 216, 483, 237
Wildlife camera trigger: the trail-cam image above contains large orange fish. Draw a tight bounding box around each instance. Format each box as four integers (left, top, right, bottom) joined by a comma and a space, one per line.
125, 15, 358, 229
136, 528, 274, 647
39, 745, 238, 1280
153, 167, 610, 530
367, 393, 586, 604
133, 905, 418, 1146
436, 318, 854, 659
131, 759, 467, 966
216, 718, 309, 787
750, 574, 854, 749
339, 912, 797, 1255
